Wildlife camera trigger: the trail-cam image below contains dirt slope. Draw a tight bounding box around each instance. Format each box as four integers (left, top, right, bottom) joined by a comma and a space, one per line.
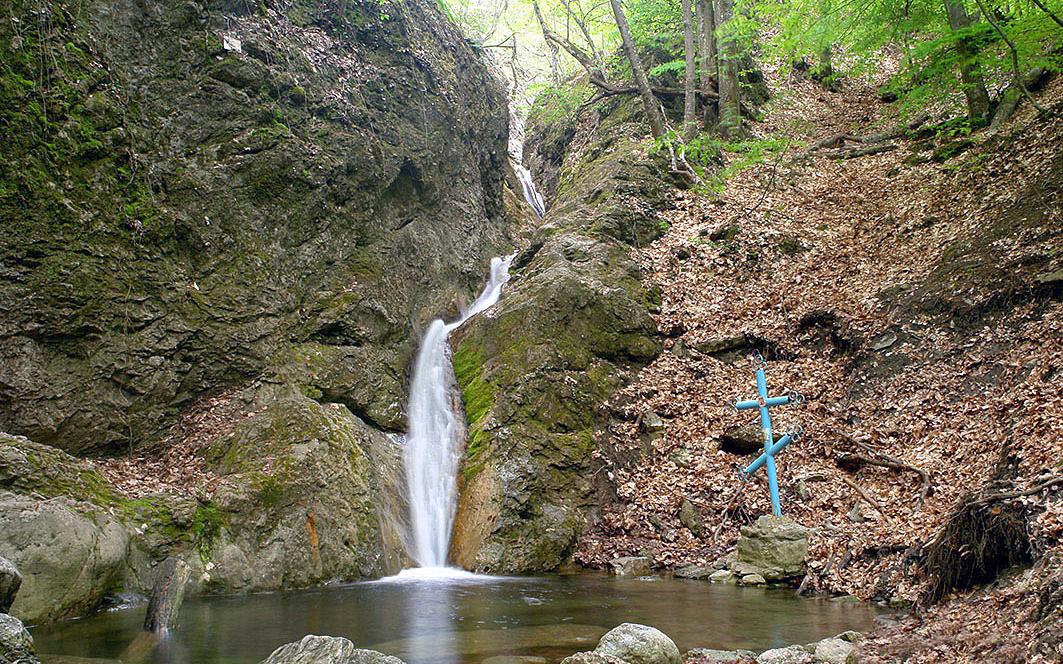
578, 71, 1063, 662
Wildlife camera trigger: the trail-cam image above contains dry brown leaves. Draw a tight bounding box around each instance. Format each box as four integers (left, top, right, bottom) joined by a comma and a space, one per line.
96, 389, 251, 499
577, 69, 1063, 657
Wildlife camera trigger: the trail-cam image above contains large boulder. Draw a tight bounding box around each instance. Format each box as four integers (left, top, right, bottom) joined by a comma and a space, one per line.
733, 516, 811, 581
0, 493, 129, 624
0, 613, 39, 664
0, 558, 20, 614
261, 635, 404, 664
201, 393, 405, 592
610, 556, 653, 577
755, 646, 812, 664
0, 0, 511, 456
449, 105, 667, 574
0, 435, 133, 623
811, 638, 856, 664
594, 624, 682, 664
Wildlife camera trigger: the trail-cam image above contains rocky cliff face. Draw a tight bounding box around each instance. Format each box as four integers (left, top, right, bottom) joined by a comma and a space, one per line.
448, 99, 668, 573
0, 0, 512, 622
0, 0, 511, 455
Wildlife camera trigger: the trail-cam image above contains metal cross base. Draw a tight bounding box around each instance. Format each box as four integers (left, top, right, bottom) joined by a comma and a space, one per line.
730, 353, 804, 517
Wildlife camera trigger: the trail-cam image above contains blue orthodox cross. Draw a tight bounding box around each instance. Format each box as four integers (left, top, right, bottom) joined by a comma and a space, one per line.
731, 354, 804, 517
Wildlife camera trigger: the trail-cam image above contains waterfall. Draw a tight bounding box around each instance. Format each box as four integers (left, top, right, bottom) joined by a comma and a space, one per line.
403, 256, 513, 568
509, 113, 547, 219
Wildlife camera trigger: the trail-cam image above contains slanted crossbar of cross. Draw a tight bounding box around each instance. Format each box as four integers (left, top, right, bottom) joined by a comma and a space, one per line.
731, 354, 804, 517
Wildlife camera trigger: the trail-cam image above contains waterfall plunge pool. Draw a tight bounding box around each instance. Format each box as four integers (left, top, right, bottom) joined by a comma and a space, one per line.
32, 572, 880, 663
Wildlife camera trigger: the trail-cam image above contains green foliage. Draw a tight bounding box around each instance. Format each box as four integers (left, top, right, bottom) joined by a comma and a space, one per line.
527, 82, 590, 125
648, 58, 687, 77
627, 0, 683, 52
754, 0, 1063, 118
653, 132, 789, 192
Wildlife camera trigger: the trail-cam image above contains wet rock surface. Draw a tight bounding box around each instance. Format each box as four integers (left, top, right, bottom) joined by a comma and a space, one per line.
449, 100, 668, 573
0, 0, 511, 455
261, 635, 405, 664
202, 392, 406, 592
0, 613, 39, 664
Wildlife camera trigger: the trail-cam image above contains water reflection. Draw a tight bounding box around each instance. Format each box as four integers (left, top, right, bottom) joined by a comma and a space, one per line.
31, 573, 879, 664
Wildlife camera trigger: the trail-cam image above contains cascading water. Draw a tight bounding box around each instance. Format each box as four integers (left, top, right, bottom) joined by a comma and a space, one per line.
403, 256, 513, 568
509, 113, 547, 219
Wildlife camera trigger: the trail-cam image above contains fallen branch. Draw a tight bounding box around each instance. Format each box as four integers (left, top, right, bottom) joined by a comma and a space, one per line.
837, 437, 932, 512
841, 475, 890, 521
825, 144, 898, 160
796, 113, 929, 161
968, 475, 1063, 506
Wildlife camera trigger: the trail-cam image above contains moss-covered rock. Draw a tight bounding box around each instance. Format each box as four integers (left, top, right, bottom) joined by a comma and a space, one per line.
0, 491, 129, 625
0, 0, 511, 454
200, 393, 406, 592
0, 388, 408, 621
449, 99, 665, 573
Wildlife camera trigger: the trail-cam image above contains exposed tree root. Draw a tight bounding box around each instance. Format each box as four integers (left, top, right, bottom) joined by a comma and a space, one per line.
921, 473, 1060, 604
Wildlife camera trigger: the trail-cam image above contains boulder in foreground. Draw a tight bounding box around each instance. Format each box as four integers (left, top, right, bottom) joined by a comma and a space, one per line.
563, 623, 681, 664
261, 635, 404, 664
733, 516, 810, 581
0, 613, 40, 664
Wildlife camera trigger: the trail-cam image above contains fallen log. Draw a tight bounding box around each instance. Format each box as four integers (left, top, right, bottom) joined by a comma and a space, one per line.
835, 437, 932, 512
825, 144, 898, 160
144, 556, 191, 634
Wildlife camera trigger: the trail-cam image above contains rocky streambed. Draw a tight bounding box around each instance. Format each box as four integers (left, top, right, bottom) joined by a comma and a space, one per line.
257, 622, 868, 664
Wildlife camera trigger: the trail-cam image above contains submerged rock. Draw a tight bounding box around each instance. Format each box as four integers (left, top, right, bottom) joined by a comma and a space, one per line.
0, 558, 20, 614
0, 613, 39, 664
261, 635, 404, 664
733, 516, 810, 581
674, 565, 715, 580
594, 623, 682, 664
609, 557, 653, 577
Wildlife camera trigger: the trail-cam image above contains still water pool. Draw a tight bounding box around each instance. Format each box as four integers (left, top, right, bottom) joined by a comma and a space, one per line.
32, 572, 879, 663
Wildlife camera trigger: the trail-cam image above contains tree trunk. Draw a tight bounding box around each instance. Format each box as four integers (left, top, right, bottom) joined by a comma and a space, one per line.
817, 45, 833, 80
143, 557, 191, 633
697, 0, 718, 127
609, 0, 666, 137
715, 0, 742, 138
943, 0, 991, 124
682, 0, 698, 139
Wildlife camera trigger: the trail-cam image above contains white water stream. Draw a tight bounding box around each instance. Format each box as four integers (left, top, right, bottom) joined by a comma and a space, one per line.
401, 114, 546, 571
403, 256, 513, 568
510, 113, 547, 219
